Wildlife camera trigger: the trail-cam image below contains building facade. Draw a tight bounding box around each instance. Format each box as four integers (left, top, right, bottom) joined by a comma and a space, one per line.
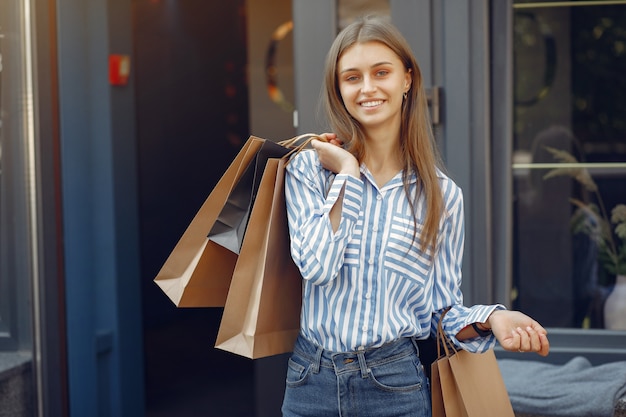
1, 0, 625, 415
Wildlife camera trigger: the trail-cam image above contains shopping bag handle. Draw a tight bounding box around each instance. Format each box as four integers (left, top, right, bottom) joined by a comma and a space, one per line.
436, 307, 459, 359
278, 133, 329, 165
278, 132, 325, 148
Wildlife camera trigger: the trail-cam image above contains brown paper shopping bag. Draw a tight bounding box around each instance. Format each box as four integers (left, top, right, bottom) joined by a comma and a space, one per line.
207, 139, 291, 254
215, 157, 302, 358
432, 355, 467, 417
154, 134, 322, 308
153, 136, 266, 307
448, 349, 514, 417
430, 355, 448, 417
431, 309, 515, 417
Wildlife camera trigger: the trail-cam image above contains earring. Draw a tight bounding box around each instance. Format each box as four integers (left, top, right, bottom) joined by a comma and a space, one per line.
403, 91, 408, 100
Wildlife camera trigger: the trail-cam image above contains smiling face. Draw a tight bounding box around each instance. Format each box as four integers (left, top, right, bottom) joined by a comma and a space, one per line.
337, 41, 412, 138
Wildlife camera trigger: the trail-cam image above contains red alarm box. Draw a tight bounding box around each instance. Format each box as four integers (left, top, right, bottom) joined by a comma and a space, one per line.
109, 54, 131, 86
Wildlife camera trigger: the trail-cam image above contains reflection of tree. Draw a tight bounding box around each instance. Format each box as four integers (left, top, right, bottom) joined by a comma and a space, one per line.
545, 146, 626, 280
513, 10, 563, 152
572, 6, 626, 153
513, 12, 557, 107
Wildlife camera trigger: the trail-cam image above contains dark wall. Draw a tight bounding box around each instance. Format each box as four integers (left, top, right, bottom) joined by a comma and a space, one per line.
133, 1, 254, 414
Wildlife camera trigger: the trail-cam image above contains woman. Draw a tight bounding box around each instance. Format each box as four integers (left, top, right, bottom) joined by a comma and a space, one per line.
282, 16, 549, 417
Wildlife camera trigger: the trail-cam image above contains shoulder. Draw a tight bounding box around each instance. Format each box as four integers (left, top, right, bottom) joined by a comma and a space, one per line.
436, 169, 462, 198
286, 149, 327, 181
287, 148, 320, 172
436, 169, 464, 214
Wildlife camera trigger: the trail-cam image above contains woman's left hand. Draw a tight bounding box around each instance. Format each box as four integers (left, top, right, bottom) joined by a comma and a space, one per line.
488, 310, 550, 356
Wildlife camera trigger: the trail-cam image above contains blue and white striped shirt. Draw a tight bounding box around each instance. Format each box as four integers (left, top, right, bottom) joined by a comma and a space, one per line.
285, 149, 503, 353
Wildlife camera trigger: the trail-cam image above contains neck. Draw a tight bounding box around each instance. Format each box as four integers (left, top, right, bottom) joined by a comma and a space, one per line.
361, 133, 403, 188
362, 128, 402, 169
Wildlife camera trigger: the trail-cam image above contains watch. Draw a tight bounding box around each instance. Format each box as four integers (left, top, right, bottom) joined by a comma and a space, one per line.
471, 322, 492, 337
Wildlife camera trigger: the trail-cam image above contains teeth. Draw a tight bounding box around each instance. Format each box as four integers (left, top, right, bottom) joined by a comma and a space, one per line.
361, 100, 383, 107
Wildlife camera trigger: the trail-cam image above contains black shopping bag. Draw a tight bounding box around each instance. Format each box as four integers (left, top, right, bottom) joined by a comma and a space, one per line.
207, 139, 290, 254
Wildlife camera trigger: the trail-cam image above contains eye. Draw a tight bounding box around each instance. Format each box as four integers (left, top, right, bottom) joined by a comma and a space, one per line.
345, 74, 360, 82
375, 69, 390, 77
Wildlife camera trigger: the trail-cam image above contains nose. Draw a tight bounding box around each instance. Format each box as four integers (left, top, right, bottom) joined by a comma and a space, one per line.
361, 76, 376, 94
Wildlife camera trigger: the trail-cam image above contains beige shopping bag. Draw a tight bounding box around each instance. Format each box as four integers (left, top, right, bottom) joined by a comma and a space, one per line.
215, 157, 302, 358
433, 354, 468, 417
431, 309, 515, 417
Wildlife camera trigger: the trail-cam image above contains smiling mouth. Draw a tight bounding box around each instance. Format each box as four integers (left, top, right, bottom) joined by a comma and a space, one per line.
360, 100, 384, 108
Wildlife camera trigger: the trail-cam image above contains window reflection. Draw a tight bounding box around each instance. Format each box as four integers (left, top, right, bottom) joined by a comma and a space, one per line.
512, 1, 626, 330
0, 5, 36, 413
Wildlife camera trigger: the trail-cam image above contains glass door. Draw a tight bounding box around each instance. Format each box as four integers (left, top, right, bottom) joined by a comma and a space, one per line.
0, 0, 38, 413
511, 0, 626, 332
1, 0, 65, 414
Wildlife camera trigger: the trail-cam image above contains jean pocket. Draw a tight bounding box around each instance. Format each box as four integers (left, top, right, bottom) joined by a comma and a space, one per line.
367, 354, 425, 393
285, 356, 311, 387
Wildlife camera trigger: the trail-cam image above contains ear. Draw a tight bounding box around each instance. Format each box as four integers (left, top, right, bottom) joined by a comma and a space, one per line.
404, 68, 413, 93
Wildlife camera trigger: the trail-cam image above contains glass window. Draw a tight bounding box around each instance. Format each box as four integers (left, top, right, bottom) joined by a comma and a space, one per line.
0, 0, 37, 413
512, 0, 626, 330
0, 24, 8, 346
0, 5, 23, 353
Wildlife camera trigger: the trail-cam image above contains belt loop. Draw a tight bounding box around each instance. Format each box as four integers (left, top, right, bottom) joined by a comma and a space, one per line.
411, 337, 420, 358
311, 346, 323, 374
356, 350, 369, 378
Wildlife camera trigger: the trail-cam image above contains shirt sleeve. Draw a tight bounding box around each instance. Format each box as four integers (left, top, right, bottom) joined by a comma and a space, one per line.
429, 180, 506, 352
284, 151, 364, 286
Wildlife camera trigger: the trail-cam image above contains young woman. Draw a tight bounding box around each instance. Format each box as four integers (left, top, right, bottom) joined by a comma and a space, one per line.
282, 16, 549, 417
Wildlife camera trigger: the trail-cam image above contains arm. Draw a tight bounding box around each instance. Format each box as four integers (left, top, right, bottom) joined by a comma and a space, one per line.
311, 137, 360, 233
430, 182, 504, 352
459, 310, 550, 356
284, 150, 363, 286
431, 182, 550, 356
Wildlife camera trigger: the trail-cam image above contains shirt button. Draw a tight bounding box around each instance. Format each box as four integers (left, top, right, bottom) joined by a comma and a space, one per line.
372, 225, 378, 232
368, 259, 374, 265
362, 325, 368, 331
376, 194, 382, 201
365, 292, 371, 299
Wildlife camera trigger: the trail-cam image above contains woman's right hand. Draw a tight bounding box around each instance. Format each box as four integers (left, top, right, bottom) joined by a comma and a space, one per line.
311, 133, 360, 178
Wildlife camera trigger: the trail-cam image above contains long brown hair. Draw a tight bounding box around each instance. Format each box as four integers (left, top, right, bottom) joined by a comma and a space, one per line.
322, 16, 445, 254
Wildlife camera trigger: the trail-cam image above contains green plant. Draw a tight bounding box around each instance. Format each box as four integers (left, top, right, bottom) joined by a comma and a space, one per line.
544, 147, 626, 277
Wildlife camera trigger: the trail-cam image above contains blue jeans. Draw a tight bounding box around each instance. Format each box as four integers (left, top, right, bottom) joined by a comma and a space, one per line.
281, 335, 431, 417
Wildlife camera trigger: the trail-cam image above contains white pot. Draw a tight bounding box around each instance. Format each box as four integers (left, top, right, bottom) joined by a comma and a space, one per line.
604, 275, 626, 330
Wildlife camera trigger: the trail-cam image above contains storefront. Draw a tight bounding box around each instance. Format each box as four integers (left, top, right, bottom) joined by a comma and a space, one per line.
1, 0, 625, 415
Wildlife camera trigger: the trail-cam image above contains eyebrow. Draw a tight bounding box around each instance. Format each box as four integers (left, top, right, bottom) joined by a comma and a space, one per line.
339, 61, 394, 74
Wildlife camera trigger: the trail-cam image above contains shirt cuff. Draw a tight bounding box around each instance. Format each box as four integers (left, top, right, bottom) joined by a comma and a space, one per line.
448, 304, 506, 353
323, 174, 363, 225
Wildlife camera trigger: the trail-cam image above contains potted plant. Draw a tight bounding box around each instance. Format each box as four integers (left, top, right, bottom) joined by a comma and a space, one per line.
544, 147, 626, 330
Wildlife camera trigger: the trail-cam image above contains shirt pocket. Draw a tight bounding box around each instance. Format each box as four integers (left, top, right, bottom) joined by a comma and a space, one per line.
383, 212, 433, 284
